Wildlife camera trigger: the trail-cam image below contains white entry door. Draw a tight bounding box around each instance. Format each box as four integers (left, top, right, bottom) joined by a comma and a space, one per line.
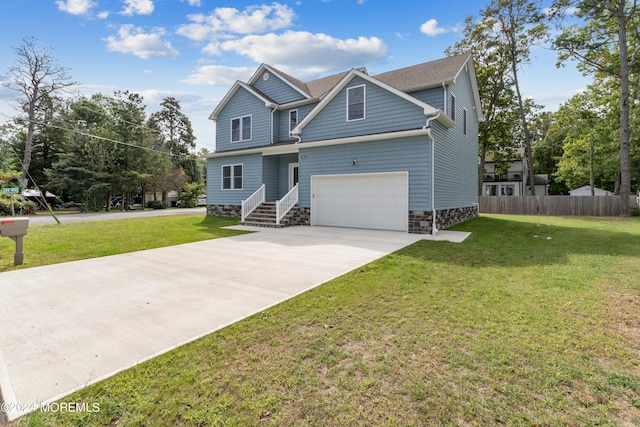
311, 172, 408, 231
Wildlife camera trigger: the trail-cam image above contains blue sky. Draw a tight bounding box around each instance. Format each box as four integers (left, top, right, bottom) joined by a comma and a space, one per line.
0, 0, 590, 152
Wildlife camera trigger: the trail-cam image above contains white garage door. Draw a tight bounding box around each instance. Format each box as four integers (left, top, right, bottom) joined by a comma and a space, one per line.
311, 172, 408, 231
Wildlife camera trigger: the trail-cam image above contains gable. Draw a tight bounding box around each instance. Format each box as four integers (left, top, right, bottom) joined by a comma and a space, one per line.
214, 85, 273, 152
251, 65, 310, 104
292, 69, 454, 142
298, 76, 432, 142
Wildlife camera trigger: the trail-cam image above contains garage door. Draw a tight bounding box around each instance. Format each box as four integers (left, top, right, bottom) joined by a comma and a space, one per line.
311, 172, 408, 231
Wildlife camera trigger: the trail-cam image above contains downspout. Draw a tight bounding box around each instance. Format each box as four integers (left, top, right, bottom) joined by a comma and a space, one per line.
270, 105, 276, 145
442, 82, 447, 116
424, 111, 442, 235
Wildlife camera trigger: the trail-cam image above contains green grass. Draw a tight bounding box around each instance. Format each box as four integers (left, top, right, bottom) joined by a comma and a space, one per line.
10, 214, 640, 426
0, 214, 245, 272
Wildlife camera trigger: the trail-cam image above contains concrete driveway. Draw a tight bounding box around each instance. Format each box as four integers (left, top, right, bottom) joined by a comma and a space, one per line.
0, 225, 469, 421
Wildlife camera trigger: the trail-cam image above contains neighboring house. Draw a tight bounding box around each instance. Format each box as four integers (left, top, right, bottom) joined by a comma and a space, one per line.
205, 53, 483, 234
482, 149, 549, 196
569, 185, 613, 196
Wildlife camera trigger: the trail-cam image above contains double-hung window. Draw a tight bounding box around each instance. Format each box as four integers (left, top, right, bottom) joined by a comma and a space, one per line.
463, 107, 468, 136
289, 109, 298, 132
222, 164, 243, 190
231, 115, 251, 142
347, 85, 365, 121
450, 94, 456, 121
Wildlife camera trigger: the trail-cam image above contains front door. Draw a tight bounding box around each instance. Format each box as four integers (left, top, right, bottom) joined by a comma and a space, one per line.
289, 163, 299, 190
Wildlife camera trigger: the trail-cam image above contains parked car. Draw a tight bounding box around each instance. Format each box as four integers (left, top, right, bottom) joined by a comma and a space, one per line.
197, 195, 207, 206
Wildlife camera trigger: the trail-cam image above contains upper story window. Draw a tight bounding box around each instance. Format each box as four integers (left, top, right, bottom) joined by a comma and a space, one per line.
289, 109, 298, 132
231, 115, 251, 143
463, 107, 468, 136
347, 85, 365, 121
450, 94, 456, 121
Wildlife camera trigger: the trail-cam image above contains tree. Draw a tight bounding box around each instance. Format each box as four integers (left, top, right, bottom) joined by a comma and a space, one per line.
554, 0, 639, 215
3, 37, 75, 183
484, 0, 550, 195
446, 14, 522, 195
148, 97, 198, 182
541, 84, 621, 192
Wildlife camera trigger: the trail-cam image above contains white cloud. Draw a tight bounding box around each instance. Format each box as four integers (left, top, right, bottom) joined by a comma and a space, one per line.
120, 0, 154, 16
420, 19, 448, 37
202, 42, 222, 56
56, 0, 96, 15
97, 10, 109, 19
220, 31, 387, 77
104, 25, 179, 59
181, 0, 202, 6
176, 3, 295, 41
181, 65, 256, 86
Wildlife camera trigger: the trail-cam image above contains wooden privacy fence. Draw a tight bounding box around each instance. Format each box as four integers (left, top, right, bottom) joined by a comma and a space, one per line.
479, 195, 638, 216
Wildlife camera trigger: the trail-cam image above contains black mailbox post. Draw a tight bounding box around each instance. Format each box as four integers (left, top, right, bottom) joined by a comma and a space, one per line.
0, 217, 29, 266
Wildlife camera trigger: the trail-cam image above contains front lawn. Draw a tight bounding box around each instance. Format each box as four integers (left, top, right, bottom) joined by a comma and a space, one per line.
0, 215, 245, 272
11, 215, 640, 426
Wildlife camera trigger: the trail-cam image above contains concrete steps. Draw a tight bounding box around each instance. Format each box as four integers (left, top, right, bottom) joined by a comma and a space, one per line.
240, 202, 284, 228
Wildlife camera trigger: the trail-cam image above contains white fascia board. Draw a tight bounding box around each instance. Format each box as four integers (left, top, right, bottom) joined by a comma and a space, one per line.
209, 81, 275, 121
206, 128, 431, 159
291, 69, 448, 135
248, 64, 311, 100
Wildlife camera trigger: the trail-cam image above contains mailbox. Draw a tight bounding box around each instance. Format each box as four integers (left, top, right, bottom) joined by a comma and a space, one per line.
0, 217, 29, 266
0, 217, 29, 237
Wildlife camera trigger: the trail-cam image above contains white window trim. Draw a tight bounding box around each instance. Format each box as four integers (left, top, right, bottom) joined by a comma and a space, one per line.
289, 109, 298, 134
346, 84, 366, 122
463, 107, 468, 136
221, 163, 243, 190
450, 94, 456, 122
288, 162, 299, 190
230, 115, 252, 143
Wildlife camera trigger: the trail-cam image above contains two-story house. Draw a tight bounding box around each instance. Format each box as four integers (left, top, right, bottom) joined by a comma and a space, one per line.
206, 53, 482, 234
482, 148, 549, 196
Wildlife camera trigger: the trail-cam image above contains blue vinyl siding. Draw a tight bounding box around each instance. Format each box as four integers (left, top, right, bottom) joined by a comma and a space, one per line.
277, 153, 298, 198
215, 87, 271, 152
433, 66, 479, 209
262, 156, 279, 202
300, 77, 427, 142
408, 87, 444, 111
253, 73, 306, 104
298, 136, 432, 210
207, 154, 263, 205
276, 103, 316, 142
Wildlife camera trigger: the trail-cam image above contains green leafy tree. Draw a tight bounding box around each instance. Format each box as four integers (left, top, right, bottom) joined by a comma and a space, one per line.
446, 13, 522, 195
554, 0, 639, 215
484, 0, 550, 195
179, 181, 205, 208
148, 97, 198, 182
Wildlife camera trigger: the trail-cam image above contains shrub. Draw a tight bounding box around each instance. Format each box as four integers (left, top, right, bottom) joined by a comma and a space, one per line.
146, 200, 167, 209
631, 205, 640, 217
0, 195, 36, 216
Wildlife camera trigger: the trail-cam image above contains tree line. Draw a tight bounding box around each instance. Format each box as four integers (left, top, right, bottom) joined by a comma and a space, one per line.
447, 0, 638, 215
1, 37, 206, 212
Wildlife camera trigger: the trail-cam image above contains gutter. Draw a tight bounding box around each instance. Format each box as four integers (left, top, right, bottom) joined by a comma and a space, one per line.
424, 111, 442, 235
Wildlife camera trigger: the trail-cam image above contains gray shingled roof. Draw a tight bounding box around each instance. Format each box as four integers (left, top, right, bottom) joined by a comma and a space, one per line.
372, 53, 472, 92
268, 67, 369, 99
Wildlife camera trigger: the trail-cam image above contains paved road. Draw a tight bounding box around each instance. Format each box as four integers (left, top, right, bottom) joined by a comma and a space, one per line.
26, 207, 206, 225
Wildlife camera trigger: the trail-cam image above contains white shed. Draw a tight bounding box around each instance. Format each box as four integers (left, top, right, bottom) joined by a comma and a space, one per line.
569, 185, 613, 196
